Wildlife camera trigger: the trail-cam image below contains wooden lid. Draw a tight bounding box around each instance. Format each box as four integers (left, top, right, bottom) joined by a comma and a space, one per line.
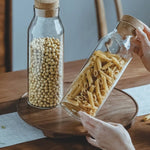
117, 15, 144, 37
35, 0, 59, 9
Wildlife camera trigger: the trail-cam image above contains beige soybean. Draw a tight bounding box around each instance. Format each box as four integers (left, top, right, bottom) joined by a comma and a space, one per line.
29, 37, 63, 108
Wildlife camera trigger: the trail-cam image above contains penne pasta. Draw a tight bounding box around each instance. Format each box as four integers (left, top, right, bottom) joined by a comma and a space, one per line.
93, 94, 99, 107
96, 57, 102, 71
71, 84, 82, 98
86, 70, 93, 86
100, 70, 114, 84
101, 74, 109, 92
87, 91, 95, 108
94, 62, 98, 77
119, 59, 126, 66
108, 67, 113, 78
67, 99, 79, 106
112, 57, 122, 69
94, 51, 112, 62
62, 102, 81, 112
89, 85, 95, 93
62, 50, 127, 117
95, 79, 103, 104
106, 51, 121, 60
102, 62, 113, 70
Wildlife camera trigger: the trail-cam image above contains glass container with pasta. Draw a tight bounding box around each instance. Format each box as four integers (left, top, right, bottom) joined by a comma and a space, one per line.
61, 15, 143, 119
27, 0, 64, 109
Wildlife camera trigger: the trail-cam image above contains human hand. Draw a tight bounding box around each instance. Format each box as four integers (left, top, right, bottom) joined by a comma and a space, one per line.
79, 111, 135, 150
131, 24, 150, 71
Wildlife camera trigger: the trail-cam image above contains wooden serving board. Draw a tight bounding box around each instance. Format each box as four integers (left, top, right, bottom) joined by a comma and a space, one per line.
17, 83, 138, 138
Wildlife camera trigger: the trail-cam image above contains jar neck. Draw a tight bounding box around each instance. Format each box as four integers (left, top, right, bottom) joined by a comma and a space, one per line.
34, 7, 59, 18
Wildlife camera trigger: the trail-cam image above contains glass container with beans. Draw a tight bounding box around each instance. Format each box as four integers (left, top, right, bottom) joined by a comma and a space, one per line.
61, 15, 144, 119
27, 0, 64, 109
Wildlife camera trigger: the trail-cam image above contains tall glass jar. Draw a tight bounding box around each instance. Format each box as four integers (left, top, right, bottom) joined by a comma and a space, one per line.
27, 0, 64, 109
61, 15, 143, 119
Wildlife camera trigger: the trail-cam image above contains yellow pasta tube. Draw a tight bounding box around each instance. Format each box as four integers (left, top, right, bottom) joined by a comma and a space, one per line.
108, 67, 113, 78
71, 84, 82, 98
62, 102, 81, 112
95, 79, 103, 104
87, 91, 95, 108
93, 94, 99, 107
83, 78, 88, 89
86, 70, 93, 86
94, 51, 112, 62
106, 52, 121, 60
102, 62, 113, 70
80, 103, 93, 109
119, 59, 125, 66
101, 74, 109, 92
112, 57, 122, 69
94, 62, 98, 77
100, 70, 113, 84
89, 85, 95, 93
96, 57, 102, 72
67, 99, 79, 106
112, 66, 117, 72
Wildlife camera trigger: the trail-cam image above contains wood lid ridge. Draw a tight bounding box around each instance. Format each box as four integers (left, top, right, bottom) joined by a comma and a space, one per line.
35, 0, 59, 10
117, 15, 144, 37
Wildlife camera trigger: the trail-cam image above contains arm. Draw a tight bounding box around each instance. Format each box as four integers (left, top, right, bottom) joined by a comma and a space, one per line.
79, 111, 135, 150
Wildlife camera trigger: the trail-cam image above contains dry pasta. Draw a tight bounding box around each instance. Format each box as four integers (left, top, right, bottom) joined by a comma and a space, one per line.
62, 50, 127, 116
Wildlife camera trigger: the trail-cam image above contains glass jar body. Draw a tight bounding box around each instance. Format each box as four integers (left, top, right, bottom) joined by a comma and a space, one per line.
28, 8, 64, 109
61, 29, 132, 119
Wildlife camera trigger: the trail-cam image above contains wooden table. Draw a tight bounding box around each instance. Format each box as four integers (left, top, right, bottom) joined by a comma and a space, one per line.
0, 55, 150, 150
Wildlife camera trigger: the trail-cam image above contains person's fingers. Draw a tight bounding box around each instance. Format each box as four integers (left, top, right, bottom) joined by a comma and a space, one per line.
136, 28, 150, 46
79, 111, 101, 127
80, 119, 96, 136
79, 111, 112, 128
133, 47, 143, 56
143, 24, 150, 41
79, 111, 98, 136
131, 38, 141, 46
130, 38, 143, 57
86, 136, 98, 148
79, 111, 118, 133
108, 122, 126, 130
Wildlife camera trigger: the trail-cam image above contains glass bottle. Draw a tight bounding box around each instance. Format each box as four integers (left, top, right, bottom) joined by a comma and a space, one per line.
61, 15, 143, 119
27, 0, 64, 109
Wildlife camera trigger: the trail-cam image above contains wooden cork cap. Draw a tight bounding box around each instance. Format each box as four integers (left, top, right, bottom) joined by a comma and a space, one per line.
35, 0, 59, 9
117, 15, 144, 37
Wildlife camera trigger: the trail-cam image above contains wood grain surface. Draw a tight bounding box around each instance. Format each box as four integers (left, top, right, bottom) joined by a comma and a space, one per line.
17, 88, 138, 137
2, 136, 98, 150
0, 55, 150, 149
